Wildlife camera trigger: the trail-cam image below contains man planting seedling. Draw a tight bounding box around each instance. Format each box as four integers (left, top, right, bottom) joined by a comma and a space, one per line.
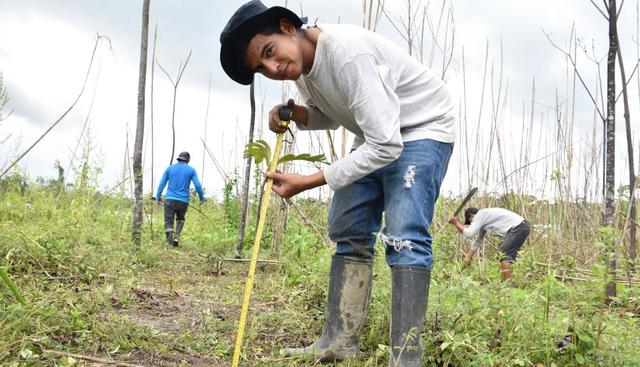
155, 151, 206, 249
220, 1, 455, 365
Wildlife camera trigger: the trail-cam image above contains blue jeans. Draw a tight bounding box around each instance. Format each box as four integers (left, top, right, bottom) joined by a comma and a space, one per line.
328, 139, 453, 269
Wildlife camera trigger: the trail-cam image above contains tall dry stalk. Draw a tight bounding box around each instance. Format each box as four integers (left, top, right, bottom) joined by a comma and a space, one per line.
132, 0, 151, 247
57, 62, 102, 203
157, 50, 191, 165
615, 25, 638, 263
148, 23, 158, 240
236, 81, 257, 256
202, 74, 212, 184
602, 0, 618, 300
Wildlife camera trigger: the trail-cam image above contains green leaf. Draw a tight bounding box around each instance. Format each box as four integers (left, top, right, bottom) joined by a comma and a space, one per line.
575, 353, 585, 364
577, 332, 593, 343
243, 140, 272, 165
278, 153, 326, 164
440, 341, 451, 351
0, 266, 26, 305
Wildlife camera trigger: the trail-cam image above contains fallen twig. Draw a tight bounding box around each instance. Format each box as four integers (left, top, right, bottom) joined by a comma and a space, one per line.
43, 349, 144, 367
220, 258, 279, 264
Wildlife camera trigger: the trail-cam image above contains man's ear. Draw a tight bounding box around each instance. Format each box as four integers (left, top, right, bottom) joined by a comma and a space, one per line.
279, 18, 296, 35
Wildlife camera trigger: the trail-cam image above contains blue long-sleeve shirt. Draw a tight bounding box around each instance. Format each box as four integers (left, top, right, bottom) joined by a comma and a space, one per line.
155, 162, 205, 204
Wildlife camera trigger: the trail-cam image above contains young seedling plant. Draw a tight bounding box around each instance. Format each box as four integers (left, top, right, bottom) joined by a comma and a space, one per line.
243, 138, 325, 218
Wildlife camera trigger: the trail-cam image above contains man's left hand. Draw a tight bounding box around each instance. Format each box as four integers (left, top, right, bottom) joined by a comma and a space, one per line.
448, 216, 459, 225
266, 171, 308, 199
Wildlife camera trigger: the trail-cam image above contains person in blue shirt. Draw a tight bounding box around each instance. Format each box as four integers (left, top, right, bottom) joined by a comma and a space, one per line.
155, 151, 206, 248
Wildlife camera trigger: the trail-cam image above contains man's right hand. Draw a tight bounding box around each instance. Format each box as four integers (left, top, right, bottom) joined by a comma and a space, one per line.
155, 198, 162, 206
463, 251, 474, 268
268, 100, 295, 133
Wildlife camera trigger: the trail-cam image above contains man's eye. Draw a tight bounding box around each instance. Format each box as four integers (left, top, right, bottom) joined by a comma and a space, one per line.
266, 47, 273, 56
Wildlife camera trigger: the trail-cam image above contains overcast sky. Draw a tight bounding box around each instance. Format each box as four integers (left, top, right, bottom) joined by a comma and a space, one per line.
1, 0, 638, 199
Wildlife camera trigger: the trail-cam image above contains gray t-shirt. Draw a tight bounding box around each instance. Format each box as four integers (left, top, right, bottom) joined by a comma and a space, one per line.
462, 208, 525, 251
294, 24, 456, 190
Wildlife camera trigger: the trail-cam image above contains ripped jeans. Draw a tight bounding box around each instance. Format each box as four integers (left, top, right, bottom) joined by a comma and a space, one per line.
328, 139, 453, 269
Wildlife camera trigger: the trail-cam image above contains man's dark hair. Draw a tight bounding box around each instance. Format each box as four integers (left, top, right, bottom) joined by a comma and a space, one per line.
464, 207, 479, 225
259, 22, 285, 36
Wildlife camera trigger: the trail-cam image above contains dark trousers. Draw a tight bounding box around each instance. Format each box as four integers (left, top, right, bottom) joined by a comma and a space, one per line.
164, 199, 188, 232
499, 220, 531, 262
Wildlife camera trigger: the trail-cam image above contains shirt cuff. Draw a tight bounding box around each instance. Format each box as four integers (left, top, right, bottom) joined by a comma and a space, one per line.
323, 164, 340, 191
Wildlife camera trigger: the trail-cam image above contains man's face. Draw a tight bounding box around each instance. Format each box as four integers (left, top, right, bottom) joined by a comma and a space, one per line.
468, 214, 475, 224
244, 21, 303, 81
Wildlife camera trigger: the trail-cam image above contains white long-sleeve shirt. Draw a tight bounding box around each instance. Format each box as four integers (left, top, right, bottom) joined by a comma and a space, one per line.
462, 208, 525, 251
294, 24, 456, 190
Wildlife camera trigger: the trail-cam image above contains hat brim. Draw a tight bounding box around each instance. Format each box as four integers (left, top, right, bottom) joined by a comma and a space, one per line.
220, 6, 306, 85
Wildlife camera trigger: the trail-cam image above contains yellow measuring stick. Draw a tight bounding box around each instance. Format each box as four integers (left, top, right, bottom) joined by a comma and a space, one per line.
231, 104, 292, 367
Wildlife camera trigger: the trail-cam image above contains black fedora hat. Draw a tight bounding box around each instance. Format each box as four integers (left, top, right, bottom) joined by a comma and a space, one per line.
220, 0, 307, 85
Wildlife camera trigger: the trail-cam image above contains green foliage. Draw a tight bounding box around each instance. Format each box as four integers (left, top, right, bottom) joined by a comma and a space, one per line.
0, 266, 25, 304
278, 153, 326, 164
243, 140, 272, 166
222, 172, 240, 231
0, 72, 11, 122
1, 176, 639, 366
243, 140, 326, 168
0, 172, 29, 194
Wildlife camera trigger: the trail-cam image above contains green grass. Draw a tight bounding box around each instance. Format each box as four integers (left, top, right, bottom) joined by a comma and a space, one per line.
0, 176, 639, 366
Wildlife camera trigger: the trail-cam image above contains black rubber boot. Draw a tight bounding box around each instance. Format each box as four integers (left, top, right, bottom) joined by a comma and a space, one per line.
174, 220, 185, 247
389, 266, 431, 367
282, 255, 373, 362
165, 230, 175, 248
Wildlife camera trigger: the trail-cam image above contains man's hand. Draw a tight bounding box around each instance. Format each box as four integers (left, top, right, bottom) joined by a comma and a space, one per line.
448, 215, 466, 234
464, 256, 472, 268
266, 171, 308, 199
155, 198, 163, 206
269, 100, 294, 133
268, 99, 308, 133
266, 170, 326, 199
463, 251, 474, 268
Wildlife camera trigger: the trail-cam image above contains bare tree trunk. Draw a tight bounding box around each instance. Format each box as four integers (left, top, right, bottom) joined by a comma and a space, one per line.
149, 23, 158, 240
236, 81, 256, 256
132, 0, 151, 247
604, 0, 618, 299
616, 44, 637, 263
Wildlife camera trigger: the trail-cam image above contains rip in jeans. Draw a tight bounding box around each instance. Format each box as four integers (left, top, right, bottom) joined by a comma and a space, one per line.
380, 232, 413, 252
403, 165, 416, 189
